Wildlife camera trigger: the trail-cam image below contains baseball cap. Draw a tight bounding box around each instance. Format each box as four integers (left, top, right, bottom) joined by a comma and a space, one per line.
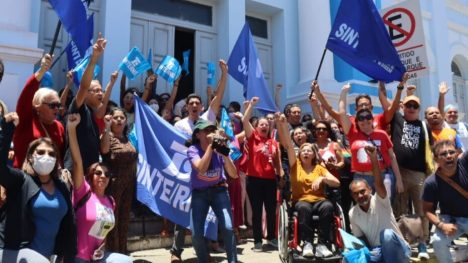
193, 119, 216, 135
402, 95, 420, 105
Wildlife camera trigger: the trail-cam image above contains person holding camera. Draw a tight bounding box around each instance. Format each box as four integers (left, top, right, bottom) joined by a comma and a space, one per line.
188, 119, 238, 263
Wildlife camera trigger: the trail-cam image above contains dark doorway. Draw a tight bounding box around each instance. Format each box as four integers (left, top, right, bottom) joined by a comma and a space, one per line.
174, 28, 195, 103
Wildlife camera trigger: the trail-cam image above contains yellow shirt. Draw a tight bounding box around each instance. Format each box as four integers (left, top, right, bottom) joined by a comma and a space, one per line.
290, 160, 327, 203
432, 128, 457, 143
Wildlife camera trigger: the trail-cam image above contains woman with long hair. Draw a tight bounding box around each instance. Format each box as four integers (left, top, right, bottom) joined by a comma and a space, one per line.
276, 113, 340, 258
68, 113, 132, 262
100, 108, 137, 254
0, 112, 76, 262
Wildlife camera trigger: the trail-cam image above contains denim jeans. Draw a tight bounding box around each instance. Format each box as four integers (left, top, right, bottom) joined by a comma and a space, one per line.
370, 229, 411, 263
74, 252, 133, 263
190, 186, 237, 263
431, 215, 468, 263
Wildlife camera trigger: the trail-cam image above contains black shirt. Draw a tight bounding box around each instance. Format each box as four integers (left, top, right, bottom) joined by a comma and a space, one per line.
422, 152, 468, 217
391, 112, 432, 172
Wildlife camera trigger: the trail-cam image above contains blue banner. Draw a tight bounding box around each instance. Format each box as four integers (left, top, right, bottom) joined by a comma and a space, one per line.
227, 23, 278, 113
134, 96, 217, 240
155, 55, 182, 84
326, 0, 405, 82
182, 49, 191, 75
72, 56, 100, 86
66, 13, 94, 71
48, 0, 89, 56
207, 62, 216, 86
119, 47, 152, 80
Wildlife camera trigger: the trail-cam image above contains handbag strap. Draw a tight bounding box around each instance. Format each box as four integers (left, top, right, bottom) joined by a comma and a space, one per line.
437, 174, 468, 199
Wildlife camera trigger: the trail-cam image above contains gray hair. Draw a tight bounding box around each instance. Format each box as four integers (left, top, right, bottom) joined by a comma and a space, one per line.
32, 88, 58, 108
349, 178, 371, 191
444, 104, 459, 113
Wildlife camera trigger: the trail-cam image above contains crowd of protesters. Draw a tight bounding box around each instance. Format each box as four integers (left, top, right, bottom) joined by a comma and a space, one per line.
0, 34, 467, 263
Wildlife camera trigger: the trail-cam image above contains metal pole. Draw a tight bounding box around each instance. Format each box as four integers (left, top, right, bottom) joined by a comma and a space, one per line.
309, 48, 327, 100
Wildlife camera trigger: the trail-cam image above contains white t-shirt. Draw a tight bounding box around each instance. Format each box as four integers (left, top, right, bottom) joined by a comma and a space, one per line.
447, 122, 468, 138
349, 194, 404, 247
174, 108, 216, 137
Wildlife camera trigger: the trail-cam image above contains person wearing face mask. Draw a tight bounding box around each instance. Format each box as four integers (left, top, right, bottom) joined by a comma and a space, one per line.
13, 54, 66, 168
68, 114, 132, 263
148, 98, 160, 113
0, 112, 76, 262
100, 108, 137, 254
242, 97, 283, 252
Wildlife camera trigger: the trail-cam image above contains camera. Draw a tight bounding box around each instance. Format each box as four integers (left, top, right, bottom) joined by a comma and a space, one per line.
211, 132, 230, 156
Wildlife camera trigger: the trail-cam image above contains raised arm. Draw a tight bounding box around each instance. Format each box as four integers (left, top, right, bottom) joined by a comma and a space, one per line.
67, 113, 84, 189
338, 84, 352, 135
438, 82, 449, 118
365, 145, 386, 198
94, 71, 118, 119
0, 113, 20, 188
76, 33, 107, 108
242, 97, 258, 139
313, 81, 341, 122
142, 74, 157, 103
274, 84, 283, 108
100, 115, 112, 155
60, 71, 74, 117
309, 93, 325, 121
381, 72, 408, 123
208, 60, 228, 115
163, 75, 180, 113
275, 112, 297, 168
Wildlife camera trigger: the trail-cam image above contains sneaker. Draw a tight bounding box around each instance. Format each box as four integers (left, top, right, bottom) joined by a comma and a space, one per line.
239, 224, 248, 230
252, 242, 263, 252
418, 243, 430, 260
267, 238, 278, 248
315, 244, 333, 258
302, 242, 314, 258
170, 254, 182, 263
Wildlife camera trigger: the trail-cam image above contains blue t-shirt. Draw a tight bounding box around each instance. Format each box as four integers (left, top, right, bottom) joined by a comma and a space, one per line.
29, 188, 68, 257
422, 151, 468, 217
187, 144, 226, 190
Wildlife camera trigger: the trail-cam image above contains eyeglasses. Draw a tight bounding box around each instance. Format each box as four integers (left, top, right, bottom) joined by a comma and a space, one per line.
42, 102, 62, 110
405, 103, 419, 110
88, 88, 103, 94
356, 114, 373, 121
315, 127, 328, 132
438, 150, 457, 158
35, 149, 56, 157
94, 169, 111, 178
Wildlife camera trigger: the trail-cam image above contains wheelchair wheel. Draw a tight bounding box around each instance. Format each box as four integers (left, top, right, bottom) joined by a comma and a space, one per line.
334, 203, 347, 250
278, 200, 289, 263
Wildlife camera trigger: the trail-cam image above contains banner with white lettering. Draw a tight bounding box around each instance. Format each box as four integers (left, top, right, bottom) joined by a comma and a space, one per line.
326, 0, 406, 82
155, 55, 182, 84
119, 47, 152, 80
134, 96, 218, 240
381, 0, 428, 80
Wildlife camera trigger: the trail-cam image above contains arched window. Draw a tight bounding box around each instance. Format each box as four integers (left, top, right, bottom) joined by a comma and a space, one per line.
452, 61, 462, 77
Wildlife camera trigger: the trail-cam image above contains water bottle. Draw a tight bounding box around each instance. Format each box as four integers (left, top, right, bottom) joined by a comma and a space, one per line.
383, 173, 392, 199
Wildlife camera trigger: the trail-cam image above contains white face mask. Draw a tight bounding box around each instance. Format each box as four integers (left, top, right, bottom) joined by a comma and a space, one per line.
32, 155, 56, 176
150, 103, 159, 113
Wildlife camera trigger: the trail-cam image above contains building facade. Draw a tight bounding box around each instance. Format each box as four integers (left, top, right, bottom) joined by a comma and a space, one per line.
0, 0, 467, 121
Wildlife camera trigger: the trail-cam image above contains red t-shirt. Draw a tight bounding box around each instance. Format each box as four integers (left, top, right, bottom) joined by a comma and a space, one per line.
347, 122, 393, 172
13, 75, 65, 168
245, 130, 278, 180
349, 113, 387, 131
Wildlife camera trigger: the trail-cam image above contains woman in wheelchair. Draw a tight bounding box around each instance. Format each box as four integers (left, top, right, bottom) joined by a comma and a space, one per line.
276, 113, 340, 258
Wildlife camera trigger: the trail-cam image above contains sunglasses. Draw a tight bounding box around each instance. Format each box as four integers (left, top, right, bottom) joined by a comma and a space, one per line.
315, 127, 328, 132
94, 169, 112, 177
438, 150, 456, 158
405, 103, 419, 110
43, 102, 62, 110
356, 114, 373, 121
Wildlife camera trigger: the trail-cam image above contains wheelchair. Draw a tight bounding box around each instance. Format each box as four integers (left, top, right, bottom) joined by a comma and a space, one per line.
277, 188, 346, 263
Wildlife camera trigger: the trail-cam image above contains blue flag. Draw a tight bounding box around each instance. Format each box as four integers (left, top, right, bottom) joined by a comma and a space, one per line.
326, 0, 405, 82
134, 96, 218, 240
220, 108, 234, 140
48, 0, 89, 56
182, 49, 191, 75
72, 56, 100, 86
228, 23, 277, 113
66, 13, 94, 71
155, 55, 182, 84
207, 62, 216, 86
119, 47, 152, 80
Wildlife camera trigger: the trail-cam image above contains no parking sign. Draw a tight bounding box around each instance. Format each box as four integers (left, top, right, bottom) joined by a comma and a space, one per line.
382, 0, 429, 79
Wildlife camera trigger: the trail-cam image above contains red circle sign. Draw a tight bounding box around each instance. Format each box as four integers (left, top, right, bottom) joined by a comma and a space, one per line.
383, 7, 416, 47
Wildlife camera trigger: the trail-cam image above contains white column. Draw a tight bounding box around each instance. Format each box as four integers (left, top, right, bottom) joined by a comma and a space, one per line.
0, 0, 43, 111
101, 0, 132, 102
